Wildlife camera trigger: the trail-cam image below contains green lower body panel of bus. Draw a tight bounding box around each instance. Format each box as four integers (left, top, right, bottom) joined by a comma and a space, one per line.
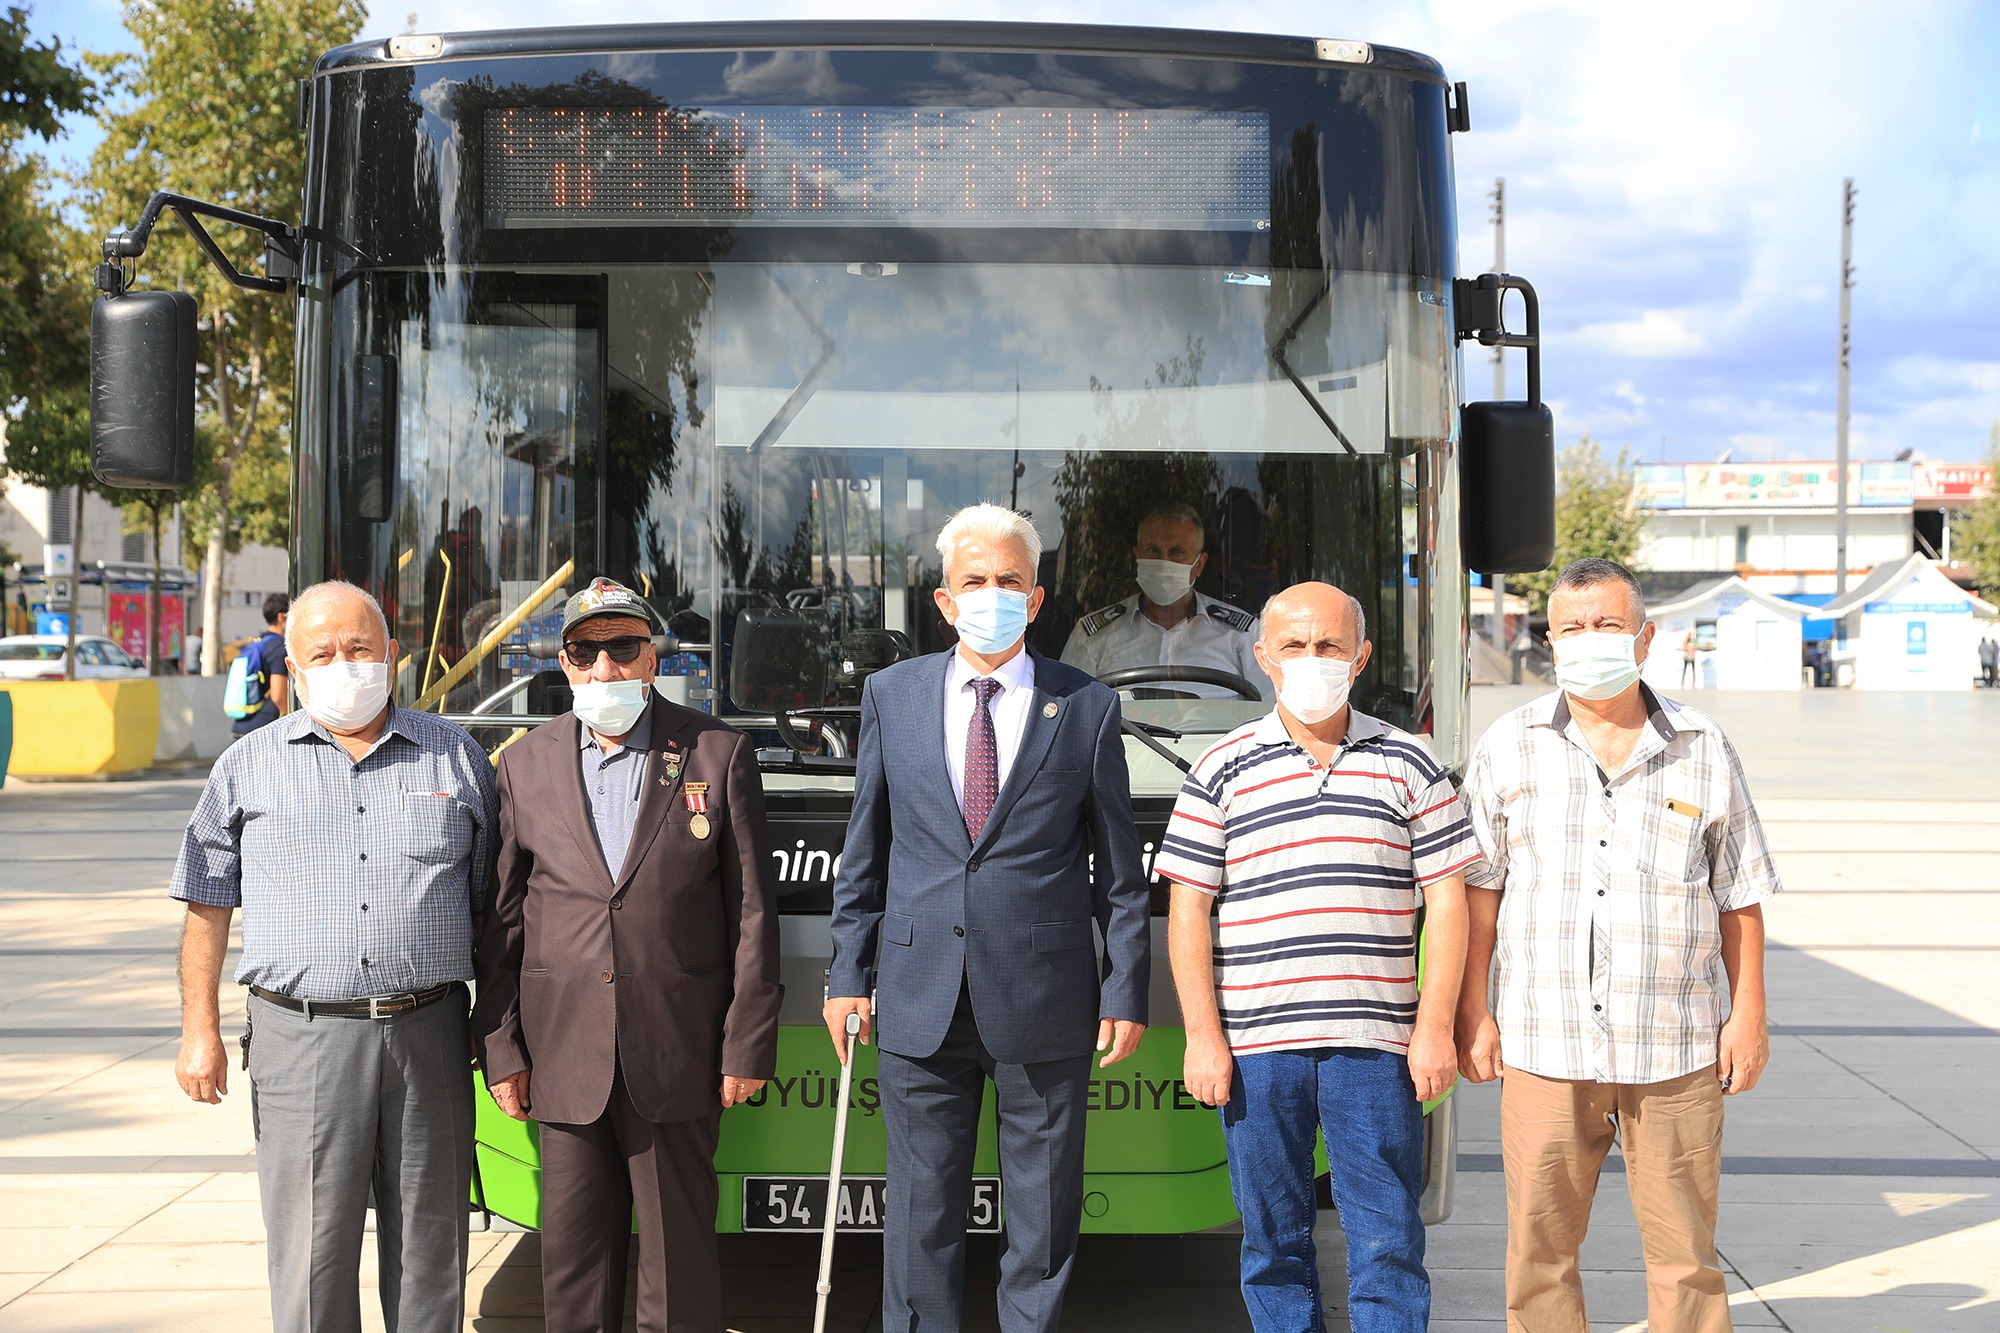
474, 1024, 1447, 1234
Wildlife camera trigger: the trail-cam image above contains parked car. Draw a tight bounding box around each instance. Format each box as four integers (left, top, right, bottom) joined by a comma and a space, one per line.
0, 635, 152, 681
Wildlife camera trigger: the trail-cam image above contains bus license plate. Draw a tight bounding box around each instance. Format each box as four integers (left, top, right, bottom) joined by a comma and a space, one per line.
741, 1176, 1002, 1234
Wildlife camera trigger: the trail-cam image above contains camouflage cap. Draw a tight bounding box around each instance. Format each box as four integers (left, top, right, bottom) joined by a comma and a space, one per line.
559, 577, 663, 637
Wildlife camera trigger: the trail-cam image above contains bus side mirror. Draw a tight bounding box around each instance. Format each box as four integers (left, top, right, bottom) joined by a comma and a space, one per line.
1460, 401, 1555, 573
90, 290, 198, 489
1454, 272, 1556, 574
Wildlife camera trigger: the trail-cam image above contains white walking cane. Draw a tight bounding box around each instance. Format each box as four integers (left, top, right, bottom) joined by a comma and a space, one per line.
812, 1009, 864, 1333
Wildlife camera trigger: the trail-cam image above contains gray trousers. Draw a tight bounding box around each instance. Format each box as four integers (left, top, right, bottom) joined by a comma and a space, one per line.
878, 982, 1091, 1333
247, 986, 474, 1333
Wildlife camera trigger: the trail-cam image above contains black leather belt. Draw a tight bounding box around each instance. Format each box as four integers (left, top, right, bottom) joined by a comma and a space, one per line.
249, 982, 459, 1019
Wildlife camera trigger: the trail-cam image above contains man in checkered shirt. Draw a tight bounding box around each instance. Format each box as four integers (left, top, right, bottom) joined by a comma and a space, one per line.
1157, 581, 1476, 1333
1457, 558, 1781, 1333
169, 581, 498, 1333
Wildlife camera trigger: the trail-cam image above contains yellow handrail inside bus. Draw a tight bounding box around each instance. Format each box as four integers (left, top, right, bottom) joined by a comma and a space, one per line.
421, 549, 452, 698
414, 560, 573, 713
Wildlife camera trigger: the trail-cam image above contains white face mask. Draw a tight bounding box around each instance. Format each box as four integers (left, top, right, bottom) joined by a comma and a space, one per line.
1273, 655, 1353, 725
572, 678, 651, 735
299, 660, 393, 731
1135, 558, 1197, 607
1552, 631, 1644, 701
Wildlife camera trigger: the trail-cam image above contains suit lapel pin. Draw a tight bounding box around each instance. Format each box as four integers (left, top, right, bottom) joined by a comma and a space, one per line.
1043, 701, 1059, 718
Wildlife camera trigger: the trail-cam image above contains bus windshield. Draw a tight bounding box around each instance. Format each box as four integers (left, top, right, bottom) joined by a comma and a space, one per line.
293, 39, 1461, 800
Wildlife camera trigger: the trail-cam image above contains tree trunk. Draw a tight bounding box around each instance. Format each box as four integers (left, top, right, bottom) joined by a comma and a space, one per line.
149, 501, 163, 675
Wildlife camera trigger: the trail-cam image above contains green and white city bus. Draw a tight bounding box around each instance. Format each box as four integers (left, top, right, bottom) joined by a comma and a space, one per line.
88, 21, 1554, 1237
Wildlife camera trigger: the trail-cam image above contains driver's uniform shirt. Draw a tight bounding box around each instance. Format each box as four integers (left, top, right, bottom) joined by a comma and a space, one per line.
1060, 591, 1272, 700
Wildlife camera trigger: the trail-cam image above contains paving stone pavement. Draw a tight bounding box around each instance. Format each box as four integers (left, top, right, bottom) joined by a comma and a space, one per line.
1, 686, 1996, 1331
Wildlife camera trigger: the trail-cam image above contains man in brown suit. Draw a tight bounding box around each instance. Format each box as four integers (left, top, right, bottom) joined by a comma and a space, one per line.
474, 577, 782, 1333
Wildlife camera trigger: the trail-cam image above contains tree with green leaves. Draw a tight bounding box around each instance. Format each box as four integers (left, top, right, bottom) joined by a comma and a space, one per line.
1948, 424, 2000, 599
0, 5, 95, 674
81, 0, 362, 671
1512, 436, 1650, 613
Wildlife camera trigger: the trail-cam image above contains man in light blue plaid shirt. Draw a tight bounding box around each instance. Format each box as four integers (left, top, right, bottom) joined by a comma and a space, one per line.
170, 581, 498, 1333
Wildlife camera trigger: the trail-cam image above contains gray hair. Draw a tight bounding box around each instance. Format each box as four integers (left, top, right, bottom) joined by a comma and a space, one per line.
285, 581, 391, 658
936, 504, 1044, 582
1259, 587, 1367, 646
1551, 558, 1646, 620
1138, 501, 1205, 546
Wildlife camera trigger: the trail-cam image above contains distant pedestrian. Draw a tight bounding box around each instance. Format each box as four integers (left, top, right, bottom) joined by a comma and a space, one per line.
224, 593, 291, 732
1158, 581, 1477, 1333
1678, 625, 1698, 689
1458, 558, 1781, 1333
170, 580, 498, 1333
183, 628, 203, 676
1979, 632, 1998, 688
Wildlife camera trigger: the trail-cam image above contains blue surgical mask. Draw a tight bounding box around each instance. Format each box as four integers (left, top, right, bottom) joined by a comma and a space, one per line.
951, 587, 1031, 655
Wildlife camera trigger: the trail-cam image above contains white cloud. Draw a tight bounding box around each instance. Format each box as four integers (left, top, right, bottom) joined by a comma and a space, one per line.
1571, 311, 1710, 360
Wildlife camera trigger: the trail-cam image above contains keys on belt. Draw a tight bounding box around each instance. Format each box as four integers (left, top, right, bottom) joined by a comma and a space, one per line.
248, 982, 458, 1019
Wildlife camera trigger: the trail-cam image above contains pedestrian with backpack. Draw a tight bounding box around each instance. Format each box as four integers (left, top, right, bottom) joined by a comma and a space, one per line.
225, 594, 291, 735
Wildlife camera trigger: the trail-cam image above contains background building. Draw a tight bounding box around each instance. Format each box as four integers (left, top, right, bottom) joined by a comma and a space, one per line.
1632, 456, 1994, 659
1, 428, 289, 665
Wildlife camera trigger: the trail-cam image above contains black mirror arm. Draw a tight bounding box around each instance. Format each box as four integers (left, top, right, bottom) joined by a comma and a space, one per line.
96, 191, 300, 297
1452, 272, 1542, 405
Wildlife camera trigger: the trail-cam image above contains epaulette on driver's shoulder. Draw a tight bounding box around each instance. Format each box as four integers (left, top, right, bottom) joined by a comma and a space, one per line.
1079, 602, 1128, 636
1206, 601, 1256, 633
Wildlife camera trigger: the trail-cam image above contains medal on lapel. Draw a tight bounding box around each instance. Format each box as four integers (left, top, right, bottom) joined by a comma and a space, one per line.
684, 781, 711, 840
660, 745, 683, 787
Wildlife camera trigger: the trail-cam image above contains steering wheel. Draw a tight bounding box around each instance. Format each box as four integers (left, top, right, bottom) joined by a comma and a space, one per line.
1094, 665, 1265, 701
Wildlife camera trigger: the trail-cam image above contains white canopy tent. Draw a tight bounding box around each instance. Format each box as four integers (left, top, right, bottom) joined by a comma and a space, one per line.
1820, 555, 1997, 691
1643, 575, 1812, 692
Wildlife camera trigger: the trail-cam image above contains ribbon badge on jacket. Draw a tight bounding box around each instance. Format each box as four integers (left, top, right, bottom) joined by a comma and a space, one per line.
683, 781, 711, 840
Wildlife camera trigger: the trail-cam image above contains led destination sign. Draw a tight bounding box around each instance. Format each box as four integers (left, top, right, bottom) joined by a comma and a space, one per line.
483, 104, 1271, 230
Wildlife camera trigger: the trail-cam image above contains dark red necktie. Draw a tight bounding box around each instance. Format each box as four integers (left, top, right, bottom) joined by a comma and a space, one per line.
962, 677, 1003, 841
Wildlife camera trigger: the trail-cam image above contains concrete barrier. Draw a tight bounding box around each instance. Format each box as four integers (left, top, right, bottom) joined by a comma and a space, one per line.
0, 679, 161, 777
155, 675, 234, 763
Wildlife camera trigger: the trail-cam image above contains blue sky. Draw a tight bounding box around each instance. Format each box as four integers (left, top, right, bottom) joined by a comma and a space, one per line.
26, 0, 2000, 463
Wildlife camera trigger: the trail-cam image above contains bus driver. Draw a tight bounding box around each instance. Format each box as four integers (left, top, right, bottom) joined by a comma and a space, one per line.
1061, 502, 1272, 700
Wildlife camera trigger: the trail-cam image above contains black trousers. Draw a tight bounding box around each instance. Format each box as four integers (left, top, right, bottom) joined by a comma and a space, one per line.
537, 1066, 723, 1333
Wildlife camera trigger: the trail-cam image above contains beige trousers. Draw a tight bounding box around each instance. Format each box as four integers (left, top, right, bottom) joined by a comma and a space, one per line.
1501, 1064, 1730, 1333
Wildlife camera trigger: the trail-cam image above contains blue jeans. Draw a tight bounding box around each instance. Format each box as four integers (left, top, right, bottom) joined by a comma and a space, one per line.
1220, 1046, 1429, 1333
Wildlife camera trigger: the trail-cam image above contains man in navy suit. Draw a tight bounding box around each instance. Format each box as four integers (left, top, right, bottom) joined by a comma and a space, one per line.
826, 503, 1152, 1333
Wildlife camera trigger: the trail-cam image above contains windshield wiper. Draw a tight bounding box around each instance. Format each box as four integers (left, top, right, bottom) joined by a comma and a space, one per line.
1121, 718, 1192, 774
1268, 280, 1359, 456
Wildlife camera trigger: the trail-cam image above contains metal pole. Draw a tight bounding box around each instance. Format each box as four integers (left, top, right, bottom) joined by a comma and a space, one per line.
1490, 178, 1506, 401
1835, 178, 1855, 596
63, 487, 81, 681
1489, 178, 1507, 650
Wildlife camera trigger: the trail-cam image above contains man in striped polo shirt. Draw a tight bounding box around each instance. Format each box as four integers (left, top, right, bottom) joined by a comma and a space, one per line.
1156, 581, 1477, 1333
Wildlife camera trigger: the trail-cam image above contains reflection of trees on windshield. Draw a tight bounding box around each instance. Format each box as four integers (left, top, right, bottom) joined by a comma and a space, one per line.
1054, 338, 1225, 621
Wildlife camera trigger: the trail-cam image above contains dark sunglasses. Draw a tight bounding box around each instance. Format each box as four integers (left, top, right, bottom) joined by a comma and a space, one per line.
561, 635, 650, 667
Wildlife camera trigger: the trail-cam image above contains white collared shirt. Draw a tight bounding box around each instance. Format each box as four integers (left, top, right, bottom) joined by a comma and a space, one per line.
1462, 686, 1782, 1084
943, 646, 1037, 807
1059, 591, 1272, 700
